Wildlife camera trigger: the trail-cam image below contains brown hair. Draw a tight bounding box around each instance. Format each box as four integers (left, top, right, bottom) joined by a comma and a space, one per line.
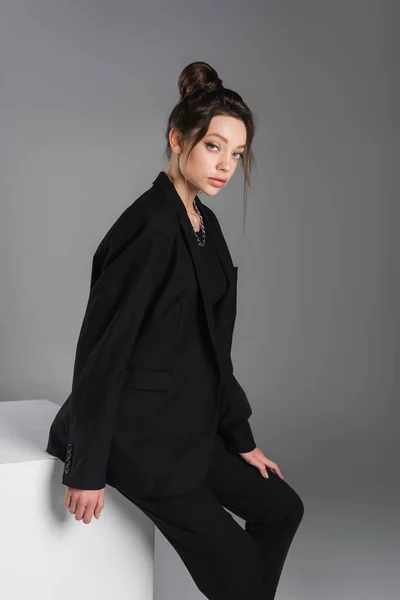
164, 61, 257, 229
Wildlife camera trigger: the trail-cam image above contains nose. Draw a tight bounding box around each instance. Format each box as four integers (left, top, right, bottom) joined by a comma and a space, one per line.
218, 160, 231, 173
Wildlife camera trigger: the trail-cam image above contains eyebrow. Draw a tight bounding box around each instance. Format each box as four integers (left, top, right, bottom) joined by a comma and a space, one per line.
206, 133, 246, 149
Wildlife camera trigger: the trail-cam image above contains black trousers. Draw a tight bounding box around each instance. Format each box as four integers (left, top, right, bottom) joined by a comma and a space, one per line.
113, 434, 304, 600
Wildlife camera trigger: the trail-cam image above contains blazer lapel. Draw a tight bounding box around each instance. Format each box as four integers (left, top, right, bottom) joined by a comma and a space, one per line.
152, 171, 236, 284
176, 212, 224, 377
195, 195, 236, 285
152, 171, 236, 380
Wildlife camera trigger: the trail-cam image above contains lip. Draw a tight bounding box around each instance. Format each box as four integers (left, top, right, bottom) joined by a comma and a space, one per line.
208, 177, 226, 187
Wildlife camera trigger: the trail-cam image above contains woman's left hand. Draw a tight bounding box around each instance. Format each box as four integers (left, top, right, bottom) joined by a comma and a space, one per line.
239, 446, 285, 480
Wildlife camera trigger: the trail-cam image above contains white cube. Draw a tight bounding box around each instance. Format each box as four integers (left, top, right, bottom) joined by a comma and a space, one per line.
0, 399, 155, 600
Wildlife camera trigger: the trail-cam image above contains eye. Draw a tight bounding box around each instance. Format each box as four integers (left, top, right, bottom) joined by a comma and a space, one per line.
206, 142, 244, 160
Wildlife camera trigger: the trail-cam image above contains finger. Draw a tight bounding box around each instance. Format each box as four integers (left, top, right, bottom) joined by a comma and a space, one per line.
75, 502, 88, 521
94, 498, 104, 520
82, 505, 95, 525
69, 498, 78, 514
259, 464, 269, 479
269, 464, 284, 479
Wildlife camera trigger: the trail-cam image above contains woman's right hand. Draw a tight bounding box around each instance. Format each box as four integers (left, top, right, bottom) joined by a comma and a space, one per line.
64, 486, 105, 524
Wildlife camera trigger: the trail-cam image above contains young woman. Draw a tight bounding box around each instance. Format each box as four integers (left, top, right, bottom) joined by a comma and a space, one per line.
46, 61, 304, 600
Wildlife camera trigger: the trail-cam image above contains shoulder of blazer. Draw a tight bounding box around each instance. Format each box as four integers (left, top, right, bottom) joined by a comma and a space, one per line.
199, 201, 216, 223
91, 186, 180, 278
199, 201, 223, 229
200, 202, 226, 242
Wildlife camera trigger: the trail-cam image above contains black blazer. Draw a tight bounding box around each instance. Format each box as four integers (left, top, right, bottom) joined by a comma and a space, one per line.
46, 171, 256, 497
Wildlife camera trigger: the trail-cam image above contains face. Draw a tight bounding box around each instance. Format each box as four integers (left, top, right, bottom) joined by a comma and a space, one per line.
171, 115, 247, 196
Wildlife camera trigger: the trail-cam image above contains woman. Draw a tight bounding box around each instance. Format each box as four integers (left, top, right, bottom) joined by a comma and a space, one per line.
46, 61, 304, 600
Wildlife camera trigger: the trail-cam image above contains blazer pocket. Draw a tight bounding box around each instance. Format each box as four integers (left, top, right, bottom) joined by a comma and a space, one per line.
123, 368, 173, 391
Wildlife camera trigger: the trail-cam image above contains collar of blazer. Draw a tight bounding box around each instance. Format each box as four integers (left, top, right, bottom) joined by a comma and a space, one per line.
152, 171, 237, 292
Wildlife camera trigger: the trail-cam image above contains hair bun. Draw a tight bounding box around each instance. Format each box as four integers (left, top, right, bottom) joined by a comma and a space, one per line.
178, 61, 223, 100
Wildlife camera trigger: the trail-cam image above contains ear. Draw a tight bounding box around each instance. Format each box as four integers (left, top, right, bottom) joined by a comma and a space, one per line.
169, 127, 183, 155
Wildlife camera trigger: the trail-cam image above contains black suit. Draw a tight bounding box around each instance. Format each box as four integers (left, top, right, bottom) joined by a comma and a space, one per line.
45, 171, 304, 598
46, 171, 256, 495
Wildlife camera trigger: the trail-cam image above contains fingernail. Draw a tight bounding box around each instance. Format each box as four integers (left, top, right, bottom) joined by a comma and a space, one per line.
264, 471, 269, 478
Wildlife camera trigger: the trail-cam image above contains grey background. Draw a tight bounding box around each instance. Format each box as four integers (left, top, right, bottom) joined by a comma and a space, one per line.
1, 1, 398, 599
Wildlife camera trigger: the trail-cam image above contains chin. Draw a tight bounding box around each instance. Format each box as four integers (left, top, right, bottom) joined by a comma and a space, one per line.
201, 189, 220, 197
201, 182, 222, 196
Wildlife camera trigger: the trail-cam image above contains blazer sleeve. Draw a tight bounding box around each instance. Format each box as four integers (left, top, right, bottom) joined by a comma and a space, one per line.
61, 228, 178, 490
217, 372, 257, 454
